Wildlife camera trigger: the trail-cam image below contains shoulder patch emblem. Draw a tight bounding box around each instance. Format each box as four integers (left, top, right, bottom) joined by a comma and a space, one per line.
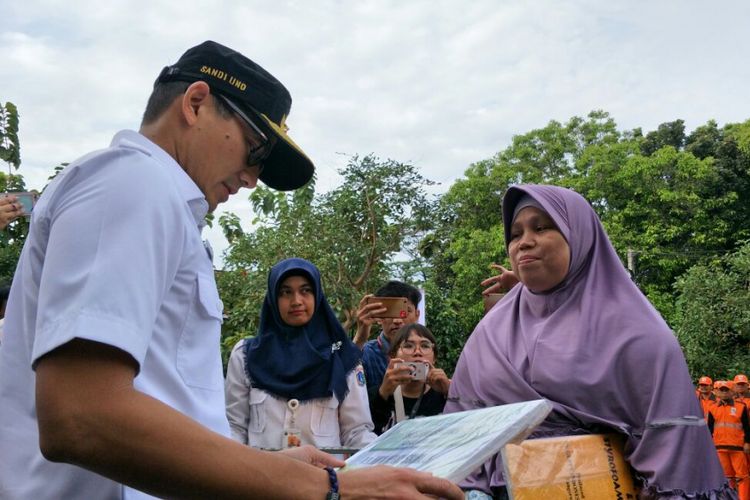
356, 368, 366, 387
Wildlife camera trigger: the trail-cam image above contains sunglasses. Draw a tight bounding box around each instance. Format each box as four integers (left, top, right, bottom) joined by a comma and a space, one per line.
214, 94, 274, 172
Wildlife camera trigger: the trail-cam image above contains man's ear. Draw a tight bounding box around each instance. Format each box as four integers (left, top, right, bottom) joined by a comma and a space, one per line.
180, 81, 211, 126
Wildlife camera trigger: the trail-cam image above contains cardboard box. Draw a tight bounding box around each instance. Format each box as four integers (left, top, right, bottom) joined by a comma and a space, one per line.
502, 434, 637, 500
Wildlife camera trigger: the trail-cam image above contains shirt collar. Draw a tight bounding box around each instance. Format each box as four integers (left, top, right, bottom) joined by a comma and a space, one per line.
110, 130, 209, 228
377, 332, 391, 354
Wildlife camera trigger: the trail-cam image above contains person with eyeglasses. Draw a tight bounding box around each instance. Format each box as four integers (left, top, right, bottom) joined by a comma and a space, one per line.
0, 41, 463, 500
369, 323, 451, 434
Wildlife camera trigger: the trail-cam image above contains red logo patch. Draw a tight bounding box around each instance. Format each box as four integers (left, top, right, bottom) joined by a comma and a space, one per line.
400, 310, 407, 318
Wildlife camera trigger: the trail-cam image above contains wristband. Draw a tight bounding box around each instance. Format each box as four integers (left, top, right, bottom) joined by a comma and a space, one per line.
325, 466, 339, 500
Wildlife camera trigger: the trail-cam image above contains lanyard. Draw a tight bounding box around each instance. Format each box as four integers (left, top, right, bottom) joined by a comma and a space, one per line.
409, 384, 427, 419
376, 333, 389, 355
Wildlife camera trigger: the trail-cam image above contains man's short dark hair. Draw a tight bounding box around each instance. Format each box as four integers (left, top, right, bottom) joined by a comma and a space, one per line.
375, 280, 421, 309
141, 81, 232, 126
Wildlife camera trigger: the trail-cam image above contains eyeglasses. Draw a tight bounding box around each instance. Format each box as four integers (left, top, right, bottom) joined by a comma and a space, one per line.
399, 341, 434, 353
214, 94, 274, 172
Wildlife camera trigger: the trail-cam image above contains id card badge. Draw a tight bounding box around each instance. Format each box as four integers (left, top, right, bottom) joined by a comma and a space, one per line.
283, 428, 302, 448
283, 399, 302, 448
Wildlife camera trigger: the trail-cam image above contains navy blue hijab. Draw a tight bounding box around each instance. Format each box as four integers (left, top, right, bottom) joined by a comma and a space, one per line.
243, 258, 361, 402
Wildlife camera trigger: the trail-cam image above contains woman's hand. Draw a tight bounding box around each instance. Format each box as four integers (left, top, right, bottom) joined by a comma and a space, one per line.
480, 263, 519, 295
378, 358, 414, 400
0, 195, 22, 229
426, 366, 451, 395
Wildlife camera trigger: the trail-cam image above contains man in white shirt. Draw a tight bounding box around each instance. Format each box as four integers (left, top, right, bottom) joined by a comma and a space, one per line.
0, 41, 462, 500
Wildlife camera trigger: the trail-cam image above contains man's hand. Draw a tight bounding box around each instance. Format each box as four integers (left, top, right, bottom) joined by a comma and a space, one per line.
338, 465, 464, 499
744, 443, 750, 454
278, 445, 345, 469
480, 263, 519, 295
352, 294, 386, 349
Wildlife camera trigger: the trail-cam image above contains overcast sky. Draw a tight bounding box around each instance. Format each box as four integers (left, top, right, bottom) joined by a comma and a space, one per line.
3, 0, 749, 267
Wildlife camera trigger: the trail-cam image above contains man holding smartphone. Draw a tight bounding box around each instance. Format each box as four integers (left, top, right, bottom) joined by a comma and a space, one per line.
353, 280, 422, 394
0, 41, 461, 500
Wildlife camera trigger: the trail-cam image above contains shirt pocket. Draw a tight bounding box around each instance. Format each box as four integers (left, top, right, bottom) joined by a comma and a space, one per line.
248, 390, 268, 434
176, 273, 224, 390
310, 397, 340, 437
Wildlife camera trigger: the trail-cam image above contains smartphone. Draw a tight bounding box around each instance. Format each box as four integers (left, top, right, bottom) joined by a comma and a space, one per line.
396, 361, 429, 381
483, 293, 505, 313
7, 192, 39, 217
365, 296, 409, 319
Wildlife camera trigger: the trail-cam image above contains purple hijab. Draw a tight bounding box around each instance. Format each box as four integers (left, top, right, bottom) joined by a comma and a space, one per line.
445, 185, 732, 498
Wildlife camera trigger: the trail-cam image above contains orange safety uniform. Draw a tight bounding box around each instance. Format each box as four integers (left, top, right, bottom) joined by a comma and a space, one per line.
708, 398, 750, 499
697, 390, 717, 417
740, 394, 750, 471
737, 374, 750, 469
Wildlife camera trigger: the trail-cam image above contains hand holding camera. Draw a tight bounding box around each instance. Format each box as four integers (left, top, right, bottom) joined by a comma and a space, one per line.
378, 358, 430, 400
395, 361, 429, 381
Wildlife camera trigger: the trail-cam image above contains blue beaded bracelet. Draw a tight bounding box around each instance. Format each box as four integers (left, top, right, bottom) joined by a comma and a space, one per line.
325, 466, 340, 500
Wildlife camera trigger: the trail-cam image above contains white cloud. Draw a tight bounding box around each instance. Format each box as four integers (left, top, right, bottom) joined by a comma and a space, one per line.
2, 0, 750, 265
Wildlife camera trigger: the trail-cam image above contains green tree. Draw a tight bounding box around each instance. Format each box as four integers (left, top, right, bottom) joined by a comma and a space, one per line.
0, 102, 21, 170
0, 102, 29, 283
674, 240, 750, 379
580, 145, 735, 319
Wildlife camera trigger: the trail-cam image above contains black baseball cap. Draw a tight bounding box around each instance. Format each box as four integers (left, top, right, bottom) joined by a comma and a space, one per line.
155, 40, 314, 191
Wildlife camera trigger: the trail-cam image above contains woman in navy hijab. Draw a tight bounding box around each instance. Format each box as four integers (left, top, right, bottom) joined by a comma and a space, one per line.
225, 258, 376, 450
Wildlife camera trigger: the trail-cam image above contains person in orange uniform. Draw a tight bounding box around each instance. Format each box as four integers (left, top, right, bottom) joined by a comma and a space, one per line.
735, 375, 750, 402
737, 375, 750, 475
697, 376, 717, 417
708, 380, 750, 499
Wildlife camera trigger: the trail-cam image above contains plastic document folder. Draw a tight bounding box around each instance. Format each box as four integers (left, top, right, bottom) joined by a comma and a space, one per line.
502, 433, 637, 500
342, 399, 552, 483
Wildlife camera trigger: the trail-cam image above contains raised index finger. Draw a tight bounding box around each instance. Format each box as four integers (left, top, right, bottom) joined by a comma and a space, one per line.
489, 263, 509, 273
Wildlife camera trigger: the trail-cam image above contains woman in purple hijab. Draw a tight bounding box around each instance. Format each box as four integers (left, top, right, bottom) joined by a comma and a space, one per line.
445, 185, 734, 499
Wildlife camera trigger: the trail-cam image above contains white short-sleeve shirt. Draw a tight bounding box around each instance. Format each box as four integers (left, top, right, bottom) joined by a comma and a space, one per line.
224, 339, 377, 450
0, 130, 229, 500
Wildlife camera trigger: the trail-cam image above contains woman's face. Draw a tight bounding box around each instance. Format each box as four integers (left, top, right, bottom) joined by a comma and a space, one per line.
277, 275, 315, 327
396, 331, 435, 365
508, 206, 570, 293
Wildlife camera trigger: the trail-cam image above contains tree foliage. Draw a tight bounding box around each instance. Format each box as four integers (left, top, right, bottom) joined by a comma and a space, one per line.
0, 102, 21, 170
674, 241, 750, 378
0, 102, 28, 283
